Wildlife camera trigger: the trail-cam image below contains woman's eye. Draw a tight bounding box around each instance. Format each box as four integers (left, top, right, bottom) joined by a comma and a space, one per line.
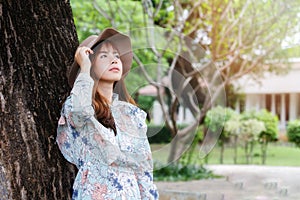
100, 54, 107, 58
115, 54, 120, 59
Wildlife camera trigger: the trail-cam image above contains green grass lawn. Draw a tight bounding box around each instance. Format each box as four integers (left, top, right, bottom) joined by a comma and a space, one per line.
151, 142, 300, 166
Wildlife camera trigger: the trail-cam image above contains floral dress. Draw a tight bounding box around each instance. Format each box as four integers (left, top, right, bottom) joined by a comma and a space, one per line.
56, 73, 159, 200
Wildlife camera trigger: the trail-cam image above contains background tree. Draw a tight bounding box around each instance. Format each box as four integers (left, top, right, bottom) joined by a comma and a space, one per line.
224, 113, 241, 164
239, 116, 266, 164
255, 109, 278, 164
70, 0, 300, 165
0, 1, 78, 199
204, 106, 235, 164
138, 0, 300, 163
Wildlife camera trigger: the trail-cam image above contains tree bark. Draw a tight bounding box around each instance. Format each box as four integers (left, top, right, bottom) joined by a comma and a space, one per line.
0, 1, 78, 199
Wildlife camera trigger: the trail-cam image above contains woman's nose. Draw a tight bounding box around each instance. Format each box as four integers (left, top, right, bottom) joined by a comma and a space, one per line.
111, 57, 118, 64
111, 58, 118, 64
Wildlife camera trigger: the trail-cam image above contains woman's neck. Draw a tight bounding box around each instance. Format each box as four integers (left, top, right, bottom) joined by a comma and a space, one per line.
96, 81, 114, 104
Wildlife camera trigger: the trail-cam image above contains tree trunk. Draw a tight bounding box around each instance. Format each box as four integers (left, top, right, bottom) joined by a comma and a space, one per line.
233, 135, 238, 164
249, 140, 255, 164
0, 1, 78, 199
167, 125, 197, 163
219, 141, 224, 164
261, 139, 268, 165
245, 142, 249, 164
167, 135, 180, 163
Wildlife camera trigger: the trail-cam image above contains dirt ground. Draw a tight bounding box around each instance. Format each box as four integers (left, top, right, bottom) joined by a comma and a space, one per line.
155, 164, 300, 200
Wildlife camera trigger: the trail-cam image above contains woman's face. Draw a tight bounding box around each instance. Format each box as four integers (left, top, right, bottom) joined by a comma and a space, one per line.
92, 42, 123, 83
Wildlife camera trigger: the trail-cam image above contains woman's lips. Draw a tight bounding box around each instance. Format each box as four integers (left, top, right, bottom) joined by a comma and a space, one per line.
109, 67, 120, 72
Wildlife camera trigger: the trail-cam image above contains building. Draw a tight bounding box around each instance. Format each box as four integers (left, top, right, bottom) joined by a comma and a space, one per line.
137, 81, 196, 125
235, 58, 300, 130
138, 58, 300, 129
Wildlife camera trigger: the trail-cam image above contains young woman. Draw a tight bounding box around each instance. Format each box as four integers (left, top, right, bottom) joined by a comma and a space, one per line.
57, 28, 159, 200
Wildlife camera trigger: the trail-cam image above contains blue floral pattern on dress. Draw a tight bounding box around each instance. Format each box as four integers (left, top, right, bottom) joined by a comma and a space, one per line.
57, 73, 159, 200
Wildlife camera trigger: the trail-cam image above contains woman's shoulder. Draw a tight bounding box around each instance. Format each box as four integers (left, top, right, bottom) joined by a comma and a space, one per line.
112, 100, 148, 138
60, 96, 73, 112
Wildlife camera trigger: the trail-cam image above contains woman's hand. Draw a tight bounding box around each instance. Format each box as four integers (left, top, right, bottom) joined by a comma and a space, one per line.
74, 46, 94, 74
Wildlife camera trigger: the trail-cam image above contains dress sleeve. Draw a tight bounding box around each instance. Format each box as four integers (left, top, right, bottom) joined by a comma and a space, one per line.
112, 103, 159, 199
69, 73, 95, 128
56, 73, 94, 167
56, 100, 82, 167
134, 109, 159, 199
135, 145, 159, 200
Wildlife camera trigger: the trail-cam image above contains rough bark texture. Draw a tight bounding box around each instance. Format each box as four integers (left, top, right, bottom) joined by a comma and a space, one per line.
0, 1, 78, 199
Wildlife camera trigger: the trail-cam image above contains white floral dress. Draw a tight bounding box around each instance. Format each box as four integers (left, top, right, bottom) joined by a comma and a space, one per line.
56, 73, 159, 200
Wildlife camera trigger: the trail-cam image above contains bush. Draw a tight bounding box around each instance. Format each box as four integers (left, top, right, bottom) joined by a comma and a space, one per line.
147, 124, 188, 144
287, 120, 300, 147
255, 109, 278, 142
147, 125, 172, 144
153, 162, 219, 181
137, 95, 155, 113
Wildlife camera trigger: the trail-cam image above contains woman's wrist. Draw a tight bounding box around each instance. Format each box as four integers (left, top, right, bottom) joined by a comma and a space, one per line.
80, 66, 91, 74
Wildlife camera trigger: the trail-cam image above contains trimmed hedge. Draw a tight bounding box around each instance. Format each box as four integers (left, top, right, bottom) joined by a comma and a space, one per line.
287, 120, 300, 147
153, 162, 219, 181
146, 124, 188, 144
147, 125, 172, 144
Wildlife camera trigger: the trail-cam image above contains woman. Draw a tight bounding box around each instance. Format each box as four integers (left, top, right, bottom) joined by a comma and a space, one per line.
57, 28, 159, 200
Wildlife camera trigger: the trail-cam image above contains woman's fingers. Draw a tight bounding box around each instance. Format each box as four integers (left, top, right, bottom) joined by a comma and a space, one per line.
85, 48, 94, 55
75, 46, 94, 71
75, 46, 94, 58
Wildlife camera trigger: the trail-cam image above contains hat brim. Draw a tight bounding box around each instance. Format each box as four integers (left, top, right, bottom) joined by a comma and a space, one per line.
68, 28, 133, 87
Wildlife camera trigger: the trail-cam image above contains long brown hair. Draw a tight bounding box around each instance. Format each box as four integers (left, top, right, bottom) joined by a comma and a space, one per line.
90, 41, 135, 135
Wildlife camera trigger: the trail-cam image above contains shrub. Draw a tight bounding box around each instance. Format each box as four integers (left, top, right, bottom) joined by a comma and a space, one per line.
147, 124, 188, 144
153, 162, 219, 181
255, 109, 278, 142
287, 120, 300, 147
147, 125, 172, 144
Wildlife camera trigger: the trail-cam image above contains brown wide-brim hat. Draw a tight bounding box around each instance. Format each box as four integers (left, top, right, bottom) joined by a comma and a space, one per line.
68, 28, 133, 87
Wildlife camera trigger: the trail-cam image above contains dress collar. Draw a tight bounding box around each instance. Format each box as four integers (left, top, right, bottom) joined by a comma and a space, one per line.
111, 93, 119, 105
112, 93, 119, 101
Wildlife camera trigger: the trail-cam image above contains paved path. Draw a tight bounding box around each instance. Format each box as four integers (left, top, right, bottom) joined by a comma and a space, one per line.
155, 165, 300, 200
